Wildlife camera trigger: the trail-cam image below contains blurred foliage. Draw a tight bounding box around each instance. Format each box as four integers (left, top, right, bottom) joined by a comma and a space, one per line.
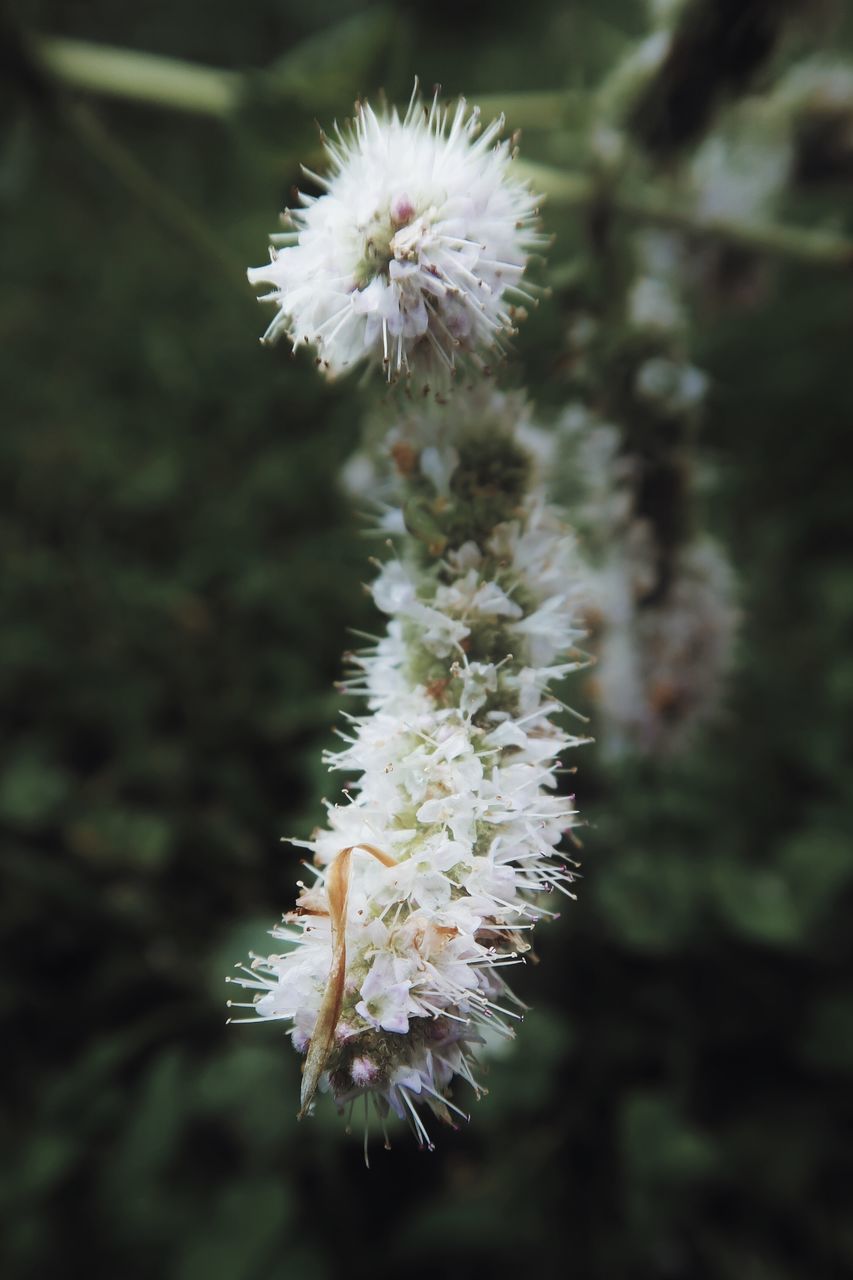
1, 1, 852, 1278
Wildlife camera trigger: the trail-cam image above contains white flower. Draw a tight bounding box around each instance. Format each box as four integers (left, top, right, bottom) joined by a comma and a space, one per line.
232, 392, 588, 1149
247, 87, 543, 384
592, 533, 739, 755
356, 955, 415, 1034
458, 661, 498, 717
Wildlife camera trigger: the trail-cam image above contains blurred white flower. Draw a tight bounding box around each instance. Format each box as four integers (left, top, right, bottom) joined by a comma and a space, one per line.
627, 275, 685, 335
248, 87, 543, 385
554, 400, 737, 756
688, 119, 791, 224
635, 356, 709, 415
591, 534, 740, 756
777, 57, 853, 117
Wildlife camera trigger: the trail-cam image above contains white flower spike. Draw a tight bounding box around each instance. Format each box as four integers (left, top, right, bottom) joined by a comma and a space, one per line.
229, 392, 589, 1151
248, 85, 544, 386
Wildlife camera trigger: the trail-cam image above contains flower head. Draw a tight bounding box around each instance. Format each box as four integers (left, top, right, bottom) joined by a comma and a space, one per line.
248, 87, 543, 386
229, 392, 588, 1150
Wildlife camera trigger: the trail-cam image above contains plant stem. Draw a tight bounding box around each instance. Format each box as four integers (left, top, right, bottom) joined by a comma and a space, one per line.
35, 36, 240, 118
68, 103, 246, 288
517, 159, 853, 270
474, 90, 588, 130
33, 35, 853, 271
35, 36, 586, 130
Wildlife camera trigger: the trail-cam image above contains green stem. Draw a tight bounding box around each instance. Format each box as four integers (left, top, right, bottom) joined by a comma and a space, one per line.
33, 35, 853, 271
473, 90, 588, 130
67, 103, 246, 289
35, 36, 240, 118
517, 159, 853, 270
35, 36, 586, 130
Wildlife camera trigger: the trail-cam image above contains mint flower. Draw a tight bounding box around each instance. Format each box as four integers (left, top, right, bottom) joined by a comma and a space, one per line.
229, 393, 588, 1149
248, 89, 543, 385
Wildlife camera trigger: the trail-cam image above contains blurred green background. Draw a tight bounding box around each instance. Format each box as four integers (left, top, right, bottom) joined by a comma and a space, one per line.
2, 2, 852, 1277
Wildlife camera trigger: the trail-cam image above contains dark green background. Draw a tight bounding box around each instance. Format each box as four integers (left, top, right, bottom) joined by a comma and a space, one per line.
2, 2, 851, 1277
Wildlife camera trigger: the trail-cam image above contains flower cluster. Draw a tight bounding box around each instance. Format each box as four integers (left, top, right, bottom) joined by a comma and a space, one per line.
591, 531, 739, 756
555, 407, 738, 755
248, 88, 543, 387
229, 393, 587, 1147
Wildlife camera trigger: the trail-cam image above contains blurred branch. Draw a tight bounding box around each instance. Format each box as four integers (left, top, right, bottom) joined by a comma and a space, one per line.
67, 103, 246, 288
31, 33, 853, 271
27, 16, 399, 293
519, 159, 853, 269
629, 0, 816, 154
34, 35, 586, 130
35, 36, 241, 117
